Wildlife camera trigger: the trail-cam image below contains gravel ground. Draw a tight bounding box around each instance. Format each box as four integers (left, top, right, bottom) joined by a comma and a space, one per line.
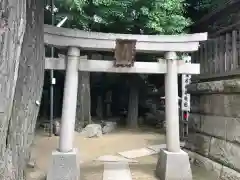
28, 128, 218, 180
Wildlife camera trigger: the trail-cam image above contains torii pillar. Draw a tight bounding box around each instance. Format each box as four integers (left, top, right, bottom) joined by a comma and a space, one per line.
47, 47, 80, 180
156, 52, 192, 180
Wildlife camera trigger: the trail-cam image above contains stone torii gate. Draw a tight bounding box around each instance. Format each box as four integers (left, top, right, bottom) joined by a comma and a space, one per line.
44, 25, 207, 180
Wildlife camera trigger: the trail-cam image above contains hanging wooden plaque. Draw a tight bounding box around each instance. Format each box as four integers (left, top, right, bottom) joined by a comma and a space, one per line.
114, 39, 137, 67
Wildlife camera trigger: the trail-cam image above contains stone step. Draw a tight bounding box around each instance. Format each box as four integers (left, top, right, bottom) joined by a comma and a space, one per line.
103, 162, 132, 180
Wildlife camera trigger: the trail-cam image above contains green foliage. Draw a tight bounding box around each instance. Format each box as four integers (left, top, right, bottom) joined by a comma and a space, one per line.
46, 0, 191, 34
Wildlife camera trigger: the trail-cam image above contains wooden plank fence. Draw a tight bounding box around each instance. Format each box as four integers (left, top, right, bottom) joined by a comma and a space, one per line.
192, 30, 240, 79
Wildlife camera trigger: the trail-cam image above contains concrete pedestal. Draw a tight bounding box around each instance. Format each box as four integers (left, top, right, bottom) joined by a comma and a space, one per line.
156, 149, 192, 180
47, 148, 80, 180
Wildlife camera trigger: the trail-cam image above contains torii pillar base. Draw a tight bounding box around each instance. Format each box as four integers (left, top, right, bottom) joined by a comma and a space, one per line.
47, 148, 80, 180
156, 149, 192, 180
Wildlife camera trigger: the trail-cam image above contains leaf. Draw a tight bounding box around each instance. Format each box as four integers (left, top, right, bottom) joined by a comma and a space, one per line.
46, 0, 192, 34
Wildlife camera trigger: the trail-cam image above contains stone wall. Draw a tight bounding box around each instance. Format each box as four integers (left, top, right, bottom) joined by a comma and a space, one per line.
186, 78, 240, 179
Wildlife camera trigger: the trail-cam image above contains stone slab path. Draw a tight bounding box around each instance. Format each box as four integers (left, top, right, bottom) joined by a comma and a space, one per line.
118, 142, 185, 159
118, 148, 156, 159
95, 155, 138, 163
94, 142, 217, 180
103, 162, 132, 180
80, 155, 218, 180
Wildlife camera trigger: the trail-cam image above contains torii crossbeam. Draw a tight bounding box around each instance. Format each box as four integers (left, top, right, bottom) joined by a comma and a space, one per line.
45, 57, 200, 74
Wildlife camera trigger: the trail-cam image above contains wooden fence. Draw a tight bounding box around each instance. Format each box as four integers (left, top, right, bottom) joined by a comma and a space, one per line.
192, 30, 240, 79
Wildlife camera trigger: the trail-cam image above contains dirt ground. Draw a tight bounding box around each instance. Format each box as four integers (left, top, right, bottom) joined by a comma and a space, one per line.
30, 127, 219, 180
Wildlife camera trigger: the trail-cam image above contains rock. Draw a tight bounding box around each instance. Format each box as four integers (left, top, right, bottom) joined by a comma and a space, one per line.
81, 124, 102, 138
102, 121, 117, 134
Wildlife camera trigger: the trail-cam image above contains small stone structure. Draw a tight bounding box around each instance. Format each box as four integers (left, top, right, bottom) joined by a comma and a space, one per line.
186, 78, 240, 179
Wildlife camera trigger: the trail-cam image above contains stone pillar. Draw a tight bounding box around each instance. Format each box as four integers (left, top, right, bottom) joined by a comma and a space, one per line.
59, 47, 80, 152
47, 47, 80, 180
165, 52, 180, 152
156, 52, 192, 180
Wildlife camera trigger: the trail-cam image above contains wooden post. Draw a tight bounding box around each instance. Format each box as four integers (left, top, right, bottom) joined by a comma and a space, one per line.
219, 35, 225, 72
204, 42, 208, 74
225, 33, 230, 71
232, 30, 237, 70
208, 40, 213, 74
214, 38, 219, 73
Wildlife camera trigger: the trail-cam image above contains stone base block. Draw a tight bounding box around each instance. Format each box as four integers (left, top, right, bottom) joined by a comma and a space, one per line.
47, 148, 80, 180
156, 149, 192, 180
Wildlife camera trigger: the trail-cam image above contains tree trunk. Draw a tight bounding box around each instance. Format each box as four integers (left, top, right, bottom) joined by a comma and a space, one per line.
0, 0, 44, 179
127, 76, 139, 128
96, 95, 103, 119
76, 71, 91, 130
105, 91, 112, 117
0, 0, 27, 179
84, 72, 91, 124
76, 72, 85, 131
